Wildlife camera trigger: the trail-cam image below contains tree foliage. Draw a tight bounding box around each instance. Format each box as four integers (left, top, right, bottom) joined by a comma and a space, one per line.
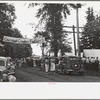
80, 7, 100, 52
0, 3, 32, 58
0, 3, 16, 41
32, 4, 74, 57
3, 28, 32, 58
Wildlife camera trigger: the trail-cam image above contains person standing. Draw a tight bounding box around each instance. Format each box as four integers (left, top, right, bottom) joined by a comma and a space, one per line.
33, 60, 36, 67
90, 57, 95, 71
95, 57, 99, 72
61, 58, 66, 72
45, 58, 49, 74
86, 57, 90, 71
81, 57, 86, 70
17, 59, 22, 68
55, 58, 59, 74
50, 58, 56, 74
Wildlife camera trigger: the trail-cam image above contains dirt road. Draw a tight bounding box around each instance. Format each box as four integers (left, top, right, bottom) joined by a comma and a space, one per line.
15, 67, 100, 82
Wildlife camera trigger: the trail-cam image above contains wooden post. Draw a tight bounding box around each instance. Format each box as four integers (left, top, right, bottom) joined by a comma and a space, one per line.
73, 25, 77, 55
41, 46, 44, 57
76, 7, 80, 57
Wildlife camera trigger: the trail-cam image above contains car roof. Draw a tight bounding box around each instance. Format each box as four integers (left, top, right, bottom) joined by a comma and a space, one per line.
6, 57, 11, 59
0, 56, 11, 61
0, 56, 8, 61
62, 55, 78, 57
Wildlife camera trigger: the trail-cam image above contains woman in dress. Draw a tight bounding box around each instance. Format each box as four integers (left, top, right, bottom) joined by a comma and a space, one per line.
45, 58, 49, 74
50, 58, 55, 74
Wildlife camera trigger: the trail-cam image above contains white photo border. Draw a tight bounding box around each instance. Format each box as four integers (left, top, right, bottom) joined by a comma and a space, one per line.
0, 0, 100, 99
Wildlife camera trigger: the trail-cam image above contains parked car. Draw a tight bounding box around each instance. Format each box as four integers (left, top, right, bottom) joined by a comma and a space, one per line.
0, 56, 15, 74
56, 55, 85, 75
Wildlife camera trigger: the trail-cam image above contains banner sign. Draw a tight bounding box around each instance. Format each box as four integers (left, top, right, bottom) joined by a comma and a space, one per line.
3, 36, 45, 44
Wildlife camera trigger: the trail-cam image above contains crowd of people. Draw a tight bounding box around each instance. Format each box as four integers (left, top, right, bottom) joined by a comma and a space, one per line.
20, 57, 66, 74
15, 56, 100, 74
35, 56, 100, 74
81, 57, 99, 72
34, 57, 57, 74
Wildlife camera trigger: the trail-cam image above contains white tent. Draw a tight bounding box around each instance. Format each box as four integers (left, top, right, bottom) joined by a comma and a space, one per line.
83, 49, 100, 59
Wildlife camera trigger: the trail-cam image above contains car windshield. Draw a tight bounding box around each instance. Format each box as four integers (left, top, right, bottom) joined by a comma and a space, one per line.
69, 57, 79, 60
0, 60, 5, 66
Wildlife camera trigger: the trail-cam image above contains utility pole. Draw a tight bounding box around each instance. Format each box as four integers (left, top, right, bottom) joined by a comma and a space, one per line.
9, 47, 11, 57
63, 25, 83, 56
41, 37, 45, 57
42, 43, 45, 57
76, 6, 81, 57
72, 25, 77, 55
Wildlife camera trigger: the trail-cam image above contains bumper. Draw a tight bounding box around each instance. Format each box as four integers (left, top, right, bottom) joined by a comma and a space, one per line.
67, 68, 85, 73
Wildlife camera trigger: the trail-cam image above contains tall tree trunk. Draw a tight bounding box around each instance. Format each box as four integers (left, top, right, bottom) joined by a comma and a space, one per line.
54, 40, 59, 57
61, 49, 65, 56
54, 48, 58, 57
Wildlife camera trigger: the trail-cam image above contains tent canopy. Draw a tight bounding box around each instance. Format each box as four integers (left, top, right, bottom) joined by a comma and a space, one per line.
83, 49, 100, 59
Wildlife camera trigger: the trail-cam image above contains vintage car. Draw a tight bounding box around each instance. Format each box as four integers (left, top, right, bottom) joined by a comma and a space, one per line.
0, 57, 15, 75
56, 55, 85, 75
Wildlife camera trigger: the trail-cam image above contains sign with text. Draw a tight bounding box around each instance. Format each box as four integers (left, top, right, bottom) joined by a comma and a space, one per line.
3, 36, 45, 44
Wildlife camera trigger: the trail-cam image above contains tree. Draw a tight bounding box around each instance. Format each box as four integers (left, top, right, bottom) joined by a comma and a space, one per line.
0, 3, 16, 42
0, 3, 16, 56
80, 7, 100, 52
30, 3, 76, 57
12, 28, 23, 38
86, 7, 95, 22
0, 3, 32, 58
12, 44, 32, 58
4, 28, 32, 58
60, 43, 72, 56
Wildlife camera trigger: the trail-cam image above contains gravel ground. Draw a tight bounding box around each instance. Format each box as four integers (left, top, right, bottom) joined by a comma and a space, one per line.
15, 67, 100, 82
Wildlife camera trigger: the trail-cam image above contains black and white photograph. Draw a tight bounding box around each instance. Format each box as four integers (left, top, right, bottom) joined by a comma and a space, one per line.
1, 0, 100, 99
0, 1, 100, 82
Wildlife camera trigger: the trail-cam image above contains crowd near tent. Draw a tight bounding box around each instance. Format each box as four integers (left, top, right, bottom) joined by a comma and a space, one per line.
83, 49, 100, 60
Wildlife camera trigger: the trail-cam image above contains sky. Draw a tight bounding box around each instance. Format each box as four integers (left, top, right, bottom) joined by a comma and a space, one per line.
10, 1, 100, 56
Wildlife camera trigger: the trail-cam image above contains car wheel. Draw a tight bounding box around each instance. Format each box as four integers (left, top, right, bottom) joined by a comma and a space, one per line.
71, 62, 81, 70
